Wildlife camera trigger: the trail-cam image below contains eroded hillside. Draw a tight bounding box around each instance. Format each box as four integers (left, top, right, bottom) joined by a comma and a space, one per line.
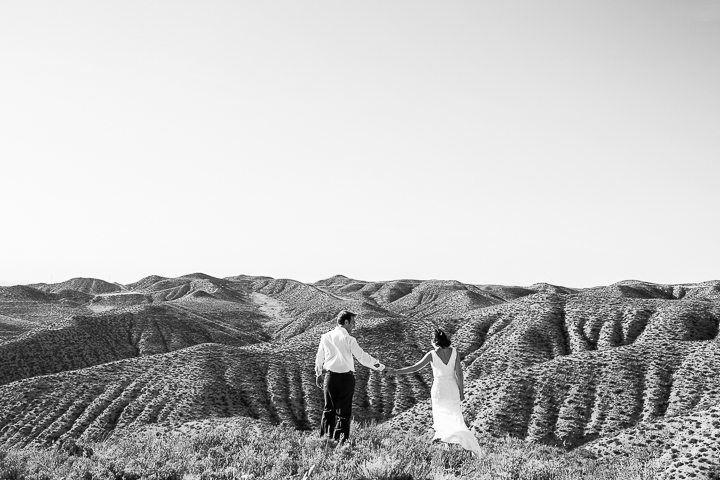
1, 274, 719, 478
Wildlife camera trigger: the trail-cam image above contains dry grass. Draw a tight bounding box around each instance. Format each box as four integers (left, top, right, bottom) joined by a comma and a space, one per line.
0, 419, 661, 480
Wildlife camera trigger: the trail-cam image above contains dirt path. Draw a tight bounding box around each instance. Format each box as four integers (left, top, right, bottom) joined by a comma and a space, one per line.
250, 292, 293, 336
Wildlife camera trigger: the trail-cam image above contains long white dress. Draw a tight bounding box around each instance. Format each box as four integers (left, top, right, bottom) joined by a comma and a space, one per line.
429, 348, 482, 455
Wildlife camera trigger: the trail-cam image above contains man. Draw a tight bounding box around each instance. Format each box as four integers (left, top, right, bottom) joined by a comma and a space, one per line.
315, 310, 385, 442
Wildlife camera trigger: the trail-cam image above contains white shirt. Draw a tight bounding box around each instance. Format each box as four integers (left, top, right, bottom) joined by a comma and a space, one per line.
315, 326, 384, 376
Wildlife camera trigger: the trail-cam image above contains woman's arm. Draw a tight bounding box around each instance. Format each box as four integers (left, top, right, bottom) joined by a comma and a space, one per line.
388, 352, 432, 375
455, 352, 465, 401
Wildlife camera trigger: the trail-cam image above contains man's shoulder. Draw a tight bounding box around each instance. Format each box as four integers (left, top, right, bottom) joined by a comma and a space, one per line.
321, 328, 339, 340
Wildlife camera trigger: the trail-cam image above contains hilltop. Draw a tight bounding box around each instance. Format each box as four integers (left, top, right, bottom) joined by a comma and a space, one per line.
0, 274, 719, 478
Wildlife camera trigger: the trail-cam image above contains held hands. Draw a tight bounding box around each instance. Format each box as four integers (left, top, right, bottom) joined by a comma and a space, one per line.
315, 375, 322, 389
378, 364, 396, 375
460, 391, 465, 401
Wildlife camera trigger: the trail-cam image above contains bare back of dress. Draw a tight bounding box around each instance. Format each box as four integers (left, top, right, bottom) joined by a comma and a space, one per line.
429, 348, 481, 455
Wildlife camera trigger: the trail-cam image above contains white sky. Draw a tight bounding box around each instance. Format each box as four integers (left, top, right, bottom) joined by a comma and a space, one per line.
1, 1, 719, 288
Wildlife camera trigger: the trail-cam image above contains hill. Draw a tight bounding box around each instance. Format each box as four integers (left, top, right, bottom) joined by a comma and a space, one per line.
0, 274, 719, 478
0, 300, 270, 386
30, 278, 123, 296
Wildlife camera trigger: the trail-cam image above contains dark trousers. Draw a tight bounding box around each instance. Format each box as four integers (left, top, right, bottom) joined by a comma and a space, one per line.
320, 371, 355, 441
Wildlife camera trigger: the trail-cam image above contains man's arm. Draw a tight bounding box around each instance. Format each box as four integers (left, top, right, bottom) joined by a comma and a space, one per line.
315, 340, 325, 387
348, 336, 384, 371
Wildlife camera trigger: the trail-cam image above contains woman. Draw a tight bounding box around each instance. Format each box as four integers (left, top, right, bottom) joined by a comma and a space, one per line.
387, 329, 481, 455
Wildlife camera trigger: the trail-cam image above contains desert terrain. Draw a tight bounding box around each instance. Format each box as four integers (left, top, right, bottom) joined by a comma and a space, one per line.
1, 273, 719, 478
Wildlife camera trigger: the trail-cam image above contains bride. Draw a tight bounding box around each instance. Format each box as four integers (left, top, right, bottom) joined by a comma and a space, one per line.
386, 329, 481, 455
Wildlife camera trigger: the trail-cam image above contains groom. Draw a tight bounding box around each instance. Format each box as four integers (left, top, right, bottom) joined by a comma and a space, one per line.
315, 310, 385, 442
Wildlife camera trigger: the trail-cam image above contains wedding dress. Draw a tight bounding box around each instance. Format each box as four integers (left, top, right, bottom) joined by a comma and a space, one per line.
429, 347, 482, 455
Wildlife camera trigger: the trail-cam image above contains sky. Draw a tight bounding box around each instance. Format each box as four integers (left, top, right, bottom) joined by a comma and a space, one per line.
1, 1, 719, 288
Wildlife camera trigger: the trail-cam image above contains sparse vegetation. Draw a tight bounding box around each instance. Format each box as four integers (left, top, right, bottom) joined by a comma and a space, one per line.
1, 274, 719, 478
0, 419, 660, 480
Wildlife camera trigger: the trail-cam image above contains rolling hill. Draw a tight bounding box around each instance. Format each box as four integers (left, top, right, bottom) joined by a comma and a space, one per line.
1, 274, 719, 478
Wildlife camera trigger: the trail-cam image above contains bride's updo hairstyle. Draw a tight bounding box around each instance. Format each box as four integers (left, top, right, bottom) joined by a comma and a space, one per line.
433, 329, 451, 348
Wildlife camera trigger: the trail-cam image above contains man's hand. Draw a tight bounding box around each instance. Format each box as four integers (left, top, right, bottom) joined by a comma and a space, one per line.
460, 391, 465, 401
316, 375, 322, 389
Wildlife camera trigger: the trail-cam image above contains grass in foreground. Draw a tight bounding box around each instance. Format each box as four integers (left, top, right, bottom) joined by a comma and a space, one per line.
0, 420, 661, 480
